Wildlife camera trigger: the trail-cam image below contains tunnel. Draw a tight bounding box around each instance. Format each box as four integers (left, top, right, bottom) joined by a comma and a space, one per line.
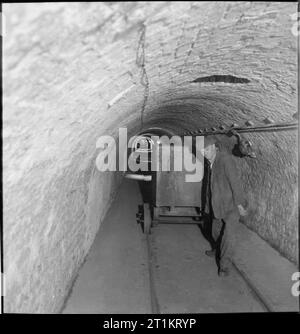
2, 2, 299, 313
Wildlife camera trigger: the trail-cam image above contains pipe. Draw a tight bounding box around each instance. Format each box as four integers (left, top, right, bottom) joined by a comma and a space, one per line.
183, 122, 298, 137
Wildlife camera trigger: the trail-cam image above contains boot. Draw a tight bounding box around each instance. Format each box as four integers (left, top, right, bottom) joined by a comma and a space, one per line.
205, 249, 216, 257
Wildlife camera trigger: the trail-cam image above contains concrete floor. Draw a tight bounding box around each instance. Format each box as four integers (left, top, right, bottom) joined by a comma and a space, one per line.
149, 224, 265, 313
63, 179, 267, 313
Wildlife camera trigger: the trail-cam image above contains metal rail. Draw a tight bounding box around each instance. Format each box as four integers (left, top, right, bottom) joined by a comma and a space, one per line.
145, 234, 160, 314
231, 261, 273, 312
145, 226, 272, 313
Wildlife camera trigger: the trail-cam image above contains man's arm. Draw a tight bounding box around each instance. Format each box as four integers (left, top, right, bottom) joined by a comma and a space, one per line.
223, 154, 246, 209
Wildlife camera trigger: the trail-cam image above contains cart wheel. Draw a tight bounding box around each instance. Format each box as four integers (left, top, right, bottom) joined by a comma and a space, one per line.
143, 203, 151, 234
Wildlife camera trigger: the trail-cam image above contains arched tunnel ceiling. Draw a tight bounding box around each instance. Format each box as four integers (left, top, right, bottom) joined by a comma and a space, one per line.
3, 1, 297, 168
3, 2, 298, 313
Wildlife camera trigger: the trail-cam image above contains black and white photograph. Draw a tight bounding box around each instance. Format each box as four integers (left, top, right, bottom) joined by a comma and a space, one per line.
1, 1, 299, 320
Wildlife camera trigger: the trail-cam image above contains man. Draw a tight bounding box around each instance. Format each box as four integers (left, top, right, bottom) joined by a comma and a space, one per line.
200, 136, 247, 277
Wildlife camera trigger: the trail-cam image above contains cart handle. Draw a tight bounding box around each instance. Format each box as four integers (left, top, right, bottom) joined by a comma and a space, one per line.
125, 173, 152, 181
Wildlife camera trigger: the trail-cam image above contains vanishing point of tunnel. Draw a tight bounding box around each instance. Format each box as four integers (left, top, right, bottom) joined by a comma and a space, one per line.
3, 2, 299, 313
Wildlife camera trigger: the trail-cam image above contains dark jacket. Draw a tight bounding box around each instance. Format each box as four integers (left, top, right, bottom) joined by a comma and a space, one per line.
201, 150, 245, 220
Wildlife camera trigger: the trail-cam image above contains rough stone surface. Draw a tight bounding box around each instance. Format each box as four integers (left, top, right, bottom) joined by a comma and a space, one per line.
3, 2, 298, 313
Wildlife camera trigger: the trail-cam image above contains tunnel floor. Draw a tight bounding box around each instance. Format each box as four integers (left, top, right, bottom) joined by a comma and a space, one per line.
62, 179, 265, 313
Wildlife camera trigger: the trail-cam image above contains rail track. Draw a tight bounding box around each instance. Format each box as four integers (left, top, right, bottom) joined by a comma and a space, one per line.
143, 225, 272, 314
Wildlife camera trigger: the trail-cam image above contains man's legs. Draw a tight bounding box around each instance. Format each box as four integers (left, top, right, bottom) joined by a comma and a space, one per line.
211, 217, 223, 257
204, 217, 222, 258
202, 213, 217, 254
211, 214, 238, 276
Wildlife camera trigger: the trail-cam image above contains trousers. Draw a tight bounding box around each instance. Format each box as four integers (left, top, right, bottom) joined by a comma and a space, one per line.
210, 213, 239, 269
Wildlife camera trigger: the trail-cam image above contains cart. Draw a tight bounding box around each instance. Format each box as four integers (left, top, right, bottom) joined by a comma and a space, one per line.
126, 135, 203, 234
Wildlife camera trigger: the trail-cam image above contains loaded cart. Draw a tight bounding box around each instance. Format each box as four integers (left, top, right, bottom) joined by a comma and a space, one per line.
125, 135, 203, 234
